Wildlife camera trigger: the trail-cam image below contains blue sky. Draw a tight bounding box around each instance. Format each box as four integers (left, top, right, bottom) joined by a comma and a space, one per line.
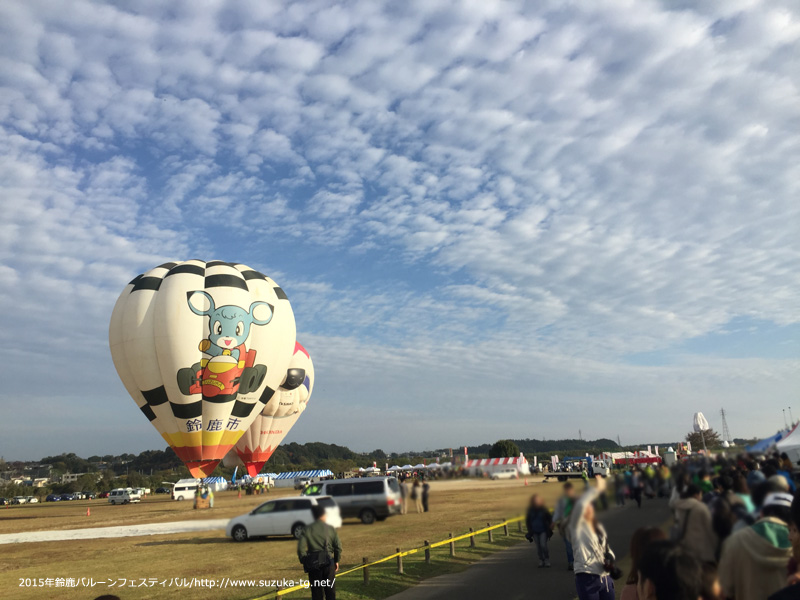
1, 0, 798, 460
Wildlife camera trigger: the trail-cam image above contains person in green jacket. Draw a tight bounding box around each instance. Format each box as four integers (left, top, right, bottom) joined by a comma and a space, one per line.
298, 505, 342, 600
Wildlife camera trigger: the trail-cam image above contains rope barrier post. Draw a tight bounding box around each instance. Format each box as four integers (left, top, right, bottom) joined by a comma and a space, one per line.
518, 519, 523, 533
449, 532, 455, 557
424, 540, 431, 564
487, 523, 493, 543
503, 522, 509, 536
469, 527, 476, 547
362, 557, 369, 585
397, 548, 403, 574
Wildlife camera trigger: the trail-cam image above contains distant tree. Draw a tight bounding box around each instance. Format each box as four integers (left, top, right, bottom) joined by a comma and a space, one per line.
489, 440, 520, 458
685, 428, 722, 450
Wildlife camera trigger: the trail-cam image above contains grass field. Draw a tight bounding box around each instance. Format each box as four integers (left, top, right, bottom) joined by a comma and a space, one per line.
0, 478, 563, 600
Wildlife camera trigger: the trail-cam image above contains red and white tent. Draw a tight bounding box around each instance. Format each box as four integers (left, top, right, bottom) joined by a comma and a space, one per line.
465, 455, 530, 476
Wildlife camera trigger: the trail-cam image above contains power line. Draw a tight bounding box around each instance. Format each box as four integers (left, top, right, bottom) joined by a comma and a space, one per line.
720, 407, 731, 444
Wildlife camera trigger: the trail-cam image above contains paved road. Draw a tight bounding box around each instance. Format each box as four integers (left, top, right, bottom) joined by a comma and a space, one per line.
387, 496, 670, 600
0, 519, 229, 545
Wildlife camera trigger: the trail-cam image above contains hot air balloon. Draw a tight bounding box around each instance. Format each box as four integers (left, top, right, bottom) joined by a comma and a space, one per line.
225, 342, 314, 476
109, 260, 296, 478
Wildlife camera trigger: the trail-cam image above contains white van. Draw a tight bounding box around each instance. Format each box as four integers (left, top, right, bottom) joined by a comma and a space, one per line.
172, 479, 200, 501
491, 468, 519, 480
108, 488, 141, 505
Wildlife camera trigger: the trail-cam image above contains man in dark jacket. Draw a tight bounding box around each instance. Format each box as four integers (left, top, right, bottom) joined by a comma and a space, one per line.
526, 494, 553, 567
298, 505, 342, 600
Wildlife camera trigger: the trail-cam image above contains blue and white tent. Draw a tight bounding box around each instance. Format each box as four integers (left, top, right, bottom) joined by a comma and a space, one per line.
746, 429, 790, 454
273, 470, 333, 479
201, 476, 229, 492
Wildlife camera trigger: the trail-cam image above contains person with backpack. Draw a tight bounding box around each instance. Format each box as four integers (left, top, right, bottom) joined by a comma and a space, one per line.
526, 494, 554, 567
669, 483, 717, 564
298, 505, 342, 600
553, 482, 577, 570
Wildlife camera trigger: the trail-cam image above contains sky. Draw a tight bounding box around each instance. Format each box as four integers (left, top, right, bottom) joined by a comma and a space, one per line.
1, 0, 798, 461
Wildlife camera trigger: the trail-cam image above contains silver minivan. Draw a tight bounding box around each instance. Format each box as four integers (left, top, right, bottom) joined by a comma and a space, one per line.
301, 477, 402, 524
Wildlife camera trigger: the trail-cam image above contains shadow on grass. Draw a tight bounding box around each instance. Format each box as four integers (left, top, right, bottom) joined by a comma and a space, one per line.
331, 532, 525, 600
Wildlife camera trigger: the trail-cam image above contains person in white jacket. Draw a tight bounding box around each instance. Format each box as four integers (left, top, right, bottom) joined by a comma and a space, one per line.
570, 476, 616, 600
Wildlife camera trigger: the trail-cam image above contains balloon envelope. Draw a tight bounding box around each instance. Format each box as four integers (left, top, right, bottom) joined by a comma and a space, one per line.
693, 412, 710, 433
229, 341, 314, 476
109, 260, 296, 478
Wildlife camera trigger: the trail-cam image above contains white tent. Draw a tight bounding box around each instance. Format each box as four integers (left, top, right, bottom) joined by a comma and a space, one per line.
776, 425, 800, 465
401, 464, 414, 470
427, 463, 441, 469
364, 466, 380, 473
387, 465, 401, 472
358, 467, 366, 472
413, 463, 425, 469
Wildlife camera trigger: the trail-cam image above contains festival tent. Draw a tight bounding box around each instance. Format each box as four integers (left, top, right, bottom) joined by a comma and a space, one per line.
272, 469, 334, 488
387, 466, 401, 472
364, 466, 380, 473
413, 463, 426, 469
746, 429, 791, 454
426, 463, 441, 469
775, 425, 800, 463
465, 456, 530, 476
401, 464, 414, 471
201, 476, 229, 492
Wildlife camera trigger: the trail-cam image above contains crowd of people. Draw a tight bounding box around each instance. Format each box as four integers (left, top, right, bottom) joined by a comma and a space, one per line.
525, 452, 800, 600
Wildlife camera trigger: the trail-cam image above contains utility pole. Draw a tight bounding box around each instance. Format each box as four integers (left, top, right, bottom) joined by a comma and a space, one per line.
578, 429, 583, 441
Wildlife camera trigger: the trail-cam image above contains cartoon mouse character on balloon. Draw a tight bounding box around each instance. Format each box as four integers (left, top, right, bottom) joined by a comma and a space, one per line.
176, 291, 273, 400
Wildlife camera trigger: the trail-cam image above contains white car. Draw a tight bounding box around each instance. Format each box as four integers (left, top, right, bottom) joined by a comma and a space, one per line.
491, 468, 519, 480
25, 496, 39, 503
226, 496, 341, 542
12, 496, 28, 504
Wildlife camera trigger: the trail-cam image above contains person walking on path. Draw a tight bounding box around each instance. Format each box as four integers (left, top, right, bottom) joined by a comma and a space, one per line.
570, 476, 617, 600
400, 478, 409, 515
619, 527, 666, 600
526, 494, 554, 567
298, 505, 342, 600
718, 492, 793, 600
421, 481, 430, 512
412, 480, 423, 513
668, 483, 717, 564
553, 482, 577, 570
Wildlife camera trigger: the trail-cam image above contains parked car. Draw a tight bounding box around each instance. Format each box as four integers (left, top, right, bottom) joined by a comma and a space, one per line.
12, 496, 28, 504
0, 498, 8, 506
97, 491, 110, 499
25, 496, 39, 503
301, 476, 402, 524
490, 468, 519, 480
226, 496, 341, 542
155, 487, 171, 494
108, 488, 141, 505
80, 491, 96, 500
294, 477, 312, 490
60, 493, 74, 501
172, 479, 199, 501
45, 494, 61, 502
72, 492, 85, 500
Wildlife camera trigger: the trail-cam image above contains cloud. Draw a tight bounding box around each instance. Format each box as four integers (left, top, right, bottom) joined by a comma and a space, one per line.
1, 0, 799, 457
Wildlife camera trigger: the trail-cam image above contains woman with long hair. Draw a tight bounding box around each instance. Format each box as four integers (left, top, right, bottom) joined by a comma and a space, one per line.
619, 527, 667, 600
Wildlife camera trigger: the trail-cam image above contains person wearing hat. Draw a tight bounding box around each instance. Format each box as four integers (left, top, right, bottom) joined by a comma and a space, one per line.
298, 504, 342, 600
718, 492, 793, 600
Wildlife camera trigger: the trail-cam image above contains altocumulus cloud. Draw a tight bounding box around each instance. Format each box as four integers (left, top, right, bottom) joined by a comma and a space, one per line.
0, 0, 798, 457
